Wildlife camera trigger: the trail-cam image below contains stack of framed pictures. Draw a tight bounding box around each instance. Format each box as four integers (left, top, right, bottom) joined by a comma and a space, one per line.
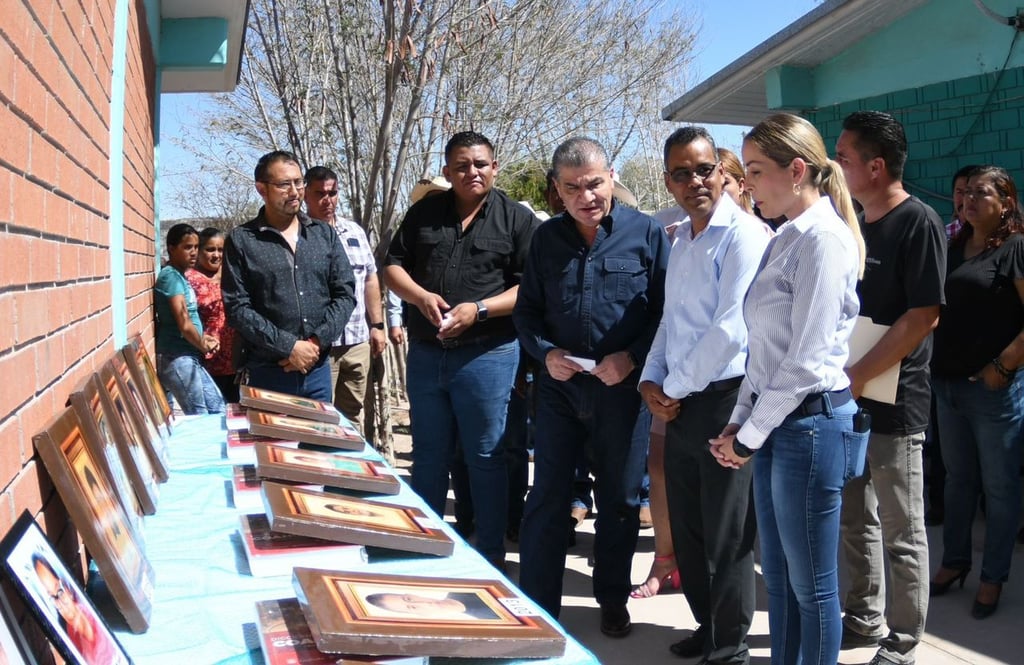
122, 335, 174, 436
31, 408, 155, 633
248, 411, 364, 452
240, 386, 342, 424
103, 356, 170, 478
238, 514, 367, 578
291, 569, 565, 659
262, 483, 454, 556
0, 512, 134, 664
255, 443, 400, 495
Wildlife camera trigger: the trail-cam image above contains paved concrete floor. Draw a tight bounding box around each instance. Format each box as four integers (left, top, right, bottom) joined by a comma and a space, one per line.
390, 415, 1022, 664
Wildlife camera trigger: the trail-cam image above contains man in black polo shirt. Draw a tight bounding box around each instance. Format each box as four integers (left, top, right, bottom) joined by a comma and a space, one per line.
384, 131, 538, 569
222, 150, 355, 401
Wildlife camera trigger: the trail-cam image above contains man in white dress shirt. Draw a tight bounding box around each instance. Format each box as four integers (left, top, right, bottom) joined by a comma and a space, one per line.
639, 127, 769, 663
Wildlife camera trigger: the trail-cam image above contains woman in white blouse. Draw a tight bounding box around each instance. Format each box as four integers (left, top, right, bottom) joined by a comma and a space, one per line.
710, 113, 868, 665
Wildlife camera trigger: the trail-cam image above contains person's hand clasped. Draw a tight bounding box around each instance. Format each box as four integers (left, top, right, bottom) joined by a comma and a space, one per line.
201, 334, 220, 356
436, 302, 479, 340
590, 351, 635, 386
546, 349, 584, 381
709, 423, 750, 470
639, 381, 681, 422
280, 338, 320, 374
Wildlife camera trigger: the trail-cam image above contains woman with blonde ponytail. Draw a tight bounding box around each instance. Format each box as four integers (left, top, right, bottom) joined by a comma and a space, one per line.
708, 113, 869, 665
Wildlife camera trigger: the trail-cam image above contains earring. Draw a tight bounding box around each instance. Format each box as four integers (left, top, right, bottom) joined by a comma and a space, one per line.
792, 183, 801, 195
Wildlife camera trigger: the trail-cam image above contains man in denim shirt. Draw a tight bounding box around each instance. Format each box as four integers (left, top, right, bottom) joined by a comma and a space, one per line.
514, 137, 668, 637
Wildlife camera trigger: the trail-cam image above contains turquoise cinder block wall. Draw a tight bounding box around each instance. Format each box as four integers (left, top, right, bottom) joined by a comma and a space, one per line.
806, 67, 1024, 221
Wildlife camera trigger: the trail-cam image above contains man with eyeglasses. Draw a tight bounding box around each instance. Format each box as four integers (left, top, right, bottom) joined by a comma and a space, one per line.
223, 150, 355, 402
303, 165, 385, 433
835, 111, 944, 665
636, 127, 767, 661
384, 131, 538, 571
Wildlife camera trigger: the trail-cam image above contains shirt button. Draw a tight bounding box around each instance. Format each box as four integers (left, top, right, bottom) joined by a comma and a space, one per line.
299, 291, 304, 296
303, 318, 308, 322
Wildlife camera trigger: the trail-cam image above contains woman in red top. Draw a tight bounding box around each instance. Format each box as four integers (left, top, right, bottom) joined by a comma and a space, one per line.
187, 228, 239, 402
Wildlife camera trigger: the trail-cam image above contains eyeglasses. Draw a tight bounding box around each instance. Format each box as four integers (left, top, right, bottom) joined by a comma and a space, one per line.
48, 580, 68, 604
667, 162, 719, 184
262, 179, 306, 192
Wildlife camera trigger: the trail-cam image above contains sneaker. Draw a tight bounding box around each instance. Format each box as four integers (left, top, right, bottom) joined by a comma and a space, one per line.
599, 604, 631, 638
867, 653, 909, 665
840, 625, 883, 650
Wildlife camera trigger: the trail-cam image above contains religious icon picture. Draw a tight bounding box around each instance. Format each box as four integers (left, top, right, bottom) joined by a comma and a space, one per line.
262, 483, 454, 556
0, 511, 133, 665
32, 408, 155, 633
291, 568, 565, 658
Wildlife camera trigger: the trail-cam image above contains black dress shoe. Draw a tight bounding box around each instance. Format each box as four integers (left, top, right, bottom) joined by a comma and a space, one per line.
599, 604, 631, 638
971, 583, 1002, 619
669, 625, 706, 658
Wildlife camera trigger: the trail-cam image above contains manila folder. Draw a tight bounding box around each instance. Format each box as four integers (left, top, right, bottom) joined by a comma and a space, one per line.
846, 316, 899, 405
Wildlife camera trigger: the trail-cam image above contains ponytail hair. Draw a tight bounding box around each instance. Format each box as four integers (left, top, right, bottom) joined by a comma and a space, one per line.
745, 113, 866, 277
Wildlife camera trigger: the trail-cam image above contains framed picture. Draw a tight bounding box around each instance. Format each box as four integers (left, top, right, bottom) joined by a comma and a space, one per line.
68, 373, 154, 521
240, 386, 341, 425
32, 409, 155, 633
256, 597, 426, 665
0, 576, 38, 665
100, 359, 169, 482
262, 483, 454, 556
255, 443, 400, 495
239, 514, 366, 578
248, 411, 363, 451
122, 335, 173, 432
292, 568, 565, 658
0, 511, 133, 664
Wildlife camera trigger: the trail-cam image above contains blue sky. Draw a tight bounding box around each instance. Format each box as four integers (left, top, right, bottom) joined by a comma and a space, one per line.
156, 0, 821, 218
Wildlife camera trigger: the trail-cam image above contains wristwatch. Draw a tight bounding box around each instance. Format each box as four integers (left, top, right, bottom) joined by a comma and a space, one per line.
732, 439, 755, 458
475, 301, 488, 322
369, 322, 385, 330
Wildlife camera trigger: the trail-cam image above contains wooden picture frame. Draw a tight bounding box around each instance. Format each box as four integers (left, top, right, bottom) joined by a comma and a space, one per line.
292, 568, 565, 658
32, 409, 155, 633
262, 483, 454, 556
68, 373, 155, 520
100, 359, 170, 482
255, 443, 400, 495
256, 597, 427, 665
240, 385, 341, 424
0, 511, 134, 664
122, 335, 173, 432
0, 573, 38, 665
248, 411, 363, 451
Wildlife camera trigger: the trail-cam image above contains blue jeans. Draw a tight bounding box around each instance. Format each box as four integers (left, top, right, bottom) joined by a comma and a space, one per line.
245, 360, 332, 402
752, 397, 867, 665
933, 374, 1024, 583
157, 354, 225, 415
406, 339, 517, 561
519, 372, 649, 617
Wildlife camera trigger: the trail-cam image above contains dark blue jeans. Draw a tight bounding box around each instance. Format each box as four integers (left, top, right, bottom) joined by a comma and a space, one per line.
518, 372, 649, 617
245, 360, 332, 402
406, 339, 517, 561
753, 397, 867, 665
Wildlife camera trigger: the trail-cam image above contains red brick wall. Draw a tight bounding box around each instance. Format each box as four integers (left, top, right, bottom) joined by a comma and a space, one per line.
0, 0, 157, 559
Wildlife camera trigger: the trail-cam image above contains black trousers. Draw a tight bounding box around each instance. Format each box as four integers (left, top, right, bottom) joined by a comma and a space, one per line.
665, 386, 756, 664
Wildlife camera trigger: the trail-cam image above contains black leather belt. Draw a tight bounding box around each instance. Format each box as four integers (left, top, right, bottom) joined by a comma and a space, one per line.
698, 375, 743, 394
752, 388, 853, 417
414, 334, 505, 349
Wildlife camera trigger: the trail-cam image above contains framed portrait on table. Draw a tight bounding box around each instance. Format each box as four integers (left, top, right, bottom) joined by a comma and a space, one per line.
0, 511, 133, 665
248, 411, 364, 451
240, 386, 342, 425
68, 373, 154, 522
262, 482, 454, 556
100, 359, 169, 482
32, 408, 155, 633
292, 568, 565, 658
122, 335, 173, 433
255, 443, 400, 495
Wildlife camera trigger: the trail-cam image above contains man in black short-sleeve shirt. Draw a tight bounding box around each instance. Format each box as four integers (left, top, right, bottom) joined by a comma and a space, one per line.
835, 112, 945, 665
384, 131, 537, 570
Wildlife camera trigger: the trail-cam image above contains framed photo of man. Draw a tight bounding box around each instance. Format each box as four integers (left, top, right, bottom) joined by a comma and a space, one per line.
291, 568, 565, 658
32, 408, 155, 633
99, 359, 169, 482
262, 482, 454, 556
0, 511, 133, 665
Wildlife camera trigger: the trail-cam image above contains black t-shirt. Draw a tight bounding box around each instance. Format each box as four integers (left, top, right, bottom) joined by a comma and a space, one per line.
385, 188, 538, 343
932, 233, 1024, 378
856, 196, 946, 435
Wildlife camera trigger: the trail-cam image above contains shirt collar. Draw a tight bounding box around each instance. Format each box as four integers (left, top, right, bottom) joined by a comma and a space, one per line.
781, 196, 836, 236
255, 207, 314, 233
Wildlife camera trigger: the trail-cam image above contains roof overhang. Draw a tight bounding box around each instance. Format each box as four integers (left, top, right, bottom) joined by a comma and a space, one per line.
158, 0, 250, 93
661, 0, 928, 125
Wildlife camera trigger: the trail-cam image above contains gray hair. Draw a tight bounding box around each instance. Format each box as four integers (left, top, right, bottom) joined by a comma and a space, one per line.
551, 137, 609, 177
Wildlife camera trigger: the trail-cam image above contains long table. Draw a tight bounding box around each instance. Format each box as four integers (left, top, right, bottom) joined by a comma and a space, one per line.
113, 414, 597, 664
